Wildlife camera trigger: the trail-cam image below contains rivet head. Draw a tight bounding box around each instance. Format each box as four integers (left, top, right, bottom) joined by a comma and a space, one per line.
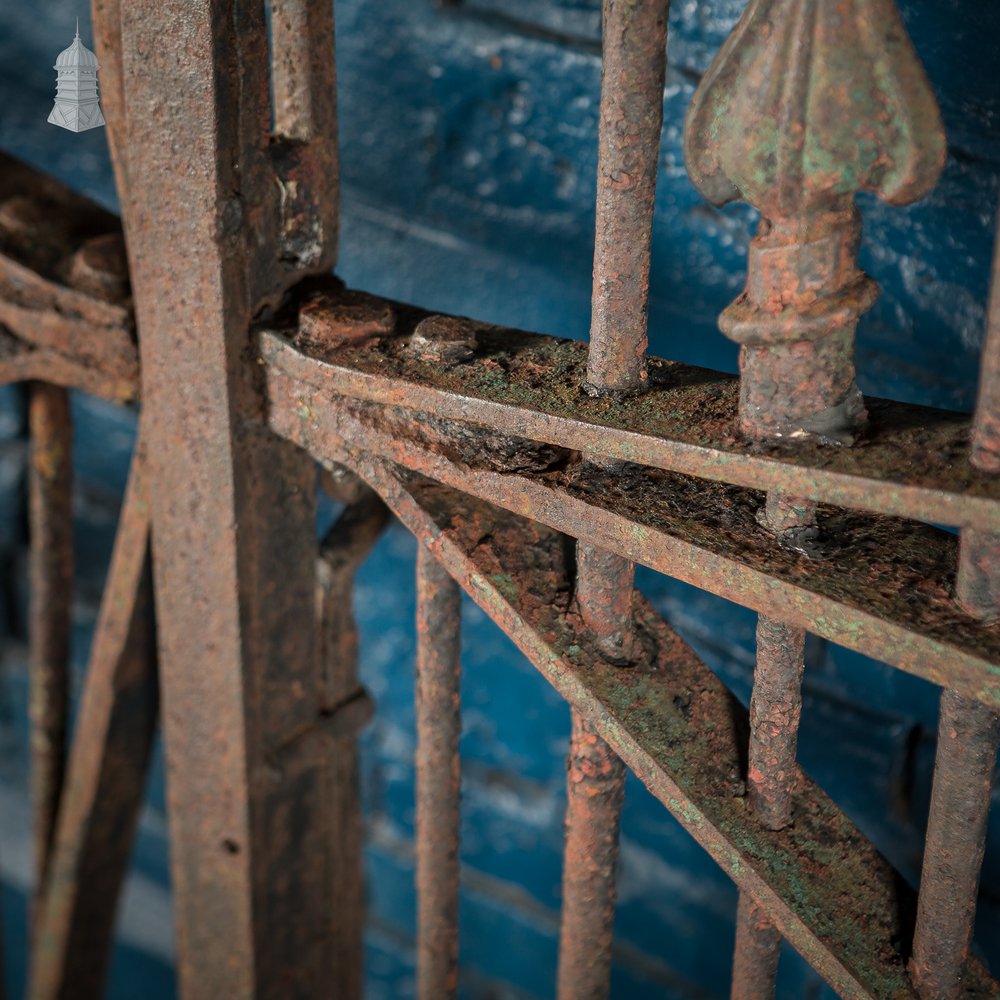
67, 232, 130, 301
298, 290, 396, 348
410, 314, 476, 363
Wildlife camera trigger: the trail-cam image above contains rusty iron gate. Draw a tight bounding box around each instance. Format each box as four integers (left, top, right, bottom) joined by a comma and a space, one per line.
1, 0, 999, 998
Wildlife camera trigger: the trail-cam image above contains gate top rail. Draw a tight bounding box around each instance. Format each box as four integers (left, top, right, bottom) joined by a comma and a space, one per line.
260, 286, 1000, 534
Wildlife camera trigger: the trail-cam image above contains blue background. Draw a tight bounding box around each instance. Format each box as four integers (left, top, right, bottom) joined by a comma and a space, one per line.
1, 0, 999, 997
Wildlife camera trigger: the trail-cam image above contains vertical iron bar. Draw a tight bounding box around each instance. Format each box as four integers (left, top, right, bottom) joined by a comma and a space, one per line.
268, 0, 340, 276
92, 0, 128, 205
557, 711, 627, 1000
913, 207, 1000, 1000
958, 208, 1000, 620
560, 3, 668, 996
270, 0, 338, 143
585, 0, 670, 396
731, 894, 781, 1000
562, 509, 632, 999
27, 382, 73, 910
117, 0, 339, 994
28, 434, 157, 1000
317, 488, 388, 999
576, 536, 635, 666
911, 691, 1000, 998
415, 544, 462, 1000
731, 496, 812, 1000
748, 613, 806, 831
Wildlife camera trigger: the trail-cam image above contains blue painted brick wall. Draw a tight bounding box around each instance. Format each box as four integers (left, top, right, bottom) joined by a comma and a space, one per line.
1, 1, 999, 997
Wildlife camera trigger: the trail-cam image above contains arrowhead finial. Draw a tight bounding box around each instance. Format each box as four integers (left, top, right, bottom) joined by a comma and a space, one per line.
683, 0, 947, 442
684, 0, 946, 218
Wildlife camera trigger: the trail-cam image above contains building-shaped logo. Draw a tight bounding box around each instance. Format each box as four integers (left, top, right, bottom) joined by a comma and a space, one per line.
48, 20, 105, 132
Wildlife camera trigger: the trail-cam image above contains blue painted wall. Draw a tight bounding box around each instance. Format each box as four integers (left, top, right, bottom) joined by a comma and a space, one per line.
1, 1, 999, 997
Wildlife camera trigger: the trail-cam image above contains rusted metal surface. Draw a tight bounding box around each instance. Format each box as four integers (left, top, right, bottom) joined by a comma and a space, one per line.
316, 488, 387, 999
270, 0, 340, 274
735, 600, 806, 996
731, 894, 782, 1000
958, 528, 1000, 626
748, 615, 806, 833
556, 713, 627, 1000
92, 0, 128, 200
748, 494, 815, 834
300, 287, 396, 347
0, 330, 135, 404
685, 6, 945, 992
738, 499, 815, 993
684, 0, 944, 442
265, 375, 1000, 706
970, 210, 1000, 475
415, 544, 462, 1000
585, 0, 669, 395
115, 0, 344, 994
959, 208, 1000, 623
318, 486, 388, 708
0, 2, 996, 996
346, 457, 999, 999
411, 314, 476, 364
557, 0, 668, 978
27, 382, 73, 907
29, 433, 157, 1000
260, 302, 1000, 533
66, 232, 129, 303
0, 155, 137, 392
931, 204, 1000, 1000
576, 537, 635, 666
911, 691, 1000, 1000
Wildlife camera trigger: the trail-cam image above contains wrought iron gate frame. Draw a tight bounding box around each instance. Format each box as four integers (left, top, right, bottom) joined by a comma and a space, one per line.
1, 1, 999, 998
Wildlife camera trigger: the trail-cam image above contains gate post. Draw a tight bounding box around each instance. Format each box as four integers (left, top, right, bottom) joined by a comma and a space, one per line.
113, 2, 341, 995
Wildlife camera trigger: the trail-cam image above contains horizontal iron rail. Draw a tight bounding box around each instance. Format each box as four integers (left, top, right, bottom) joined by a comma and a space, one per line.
260, 287, 1000, 533
264, 367, 1000, 708
345, 455, 997, 1000
0, 331, 137, 404
0, 153, 137, 403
